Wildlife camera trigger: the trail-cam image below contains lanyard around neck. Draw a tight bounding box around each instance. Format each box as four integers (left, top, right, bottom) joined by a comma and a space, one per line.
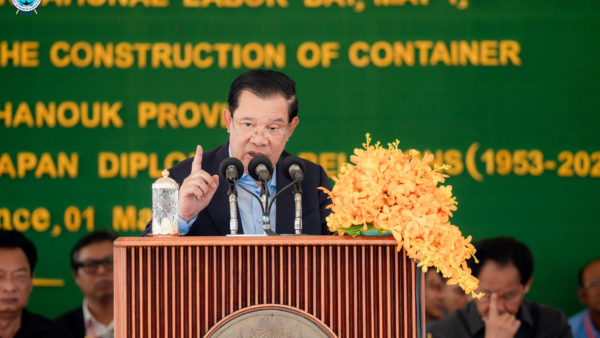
584, 311, 596, 338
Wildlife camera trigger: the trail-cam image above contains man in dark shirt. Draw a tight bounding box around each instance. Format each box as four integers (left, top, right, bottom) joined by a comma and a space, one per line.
425, 269, 446, 323
0, 230, 72, 338
427, 236, 572, 338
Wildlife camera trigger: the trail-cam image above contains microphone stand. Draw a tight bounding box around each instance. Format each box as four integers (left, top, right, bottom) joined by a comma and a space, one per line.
263, 172, 305, 236
227, 181, 239, 235
259, 181, 274, 235
293, 180, 303, 235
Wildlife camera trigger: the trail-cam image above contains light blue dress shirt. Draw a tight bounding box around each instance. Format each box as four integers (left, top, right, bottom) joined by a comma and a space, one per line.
236, 169, 277, 234
177, 147, 277, 235
569, 309, 600, 338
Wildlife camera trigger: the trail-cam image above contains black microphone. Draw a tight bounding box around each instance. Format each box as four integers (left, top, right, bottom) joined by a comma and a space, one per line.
282, 156, 305, 235
219, 157, 244, 184
219, 157, 244, 235
248, 156, 273, 183
282, 156, 305, 182
248, 155, 275, 234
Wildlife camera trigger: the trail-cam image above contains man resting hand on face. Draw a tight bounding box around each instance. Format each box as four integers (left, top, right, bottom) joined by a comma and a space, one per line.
427, 236, 572, 338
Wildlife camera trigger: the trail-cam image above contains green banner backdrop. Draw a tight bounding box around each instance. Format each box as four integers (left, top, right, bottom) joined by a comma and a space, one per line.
1, 0, 599, 320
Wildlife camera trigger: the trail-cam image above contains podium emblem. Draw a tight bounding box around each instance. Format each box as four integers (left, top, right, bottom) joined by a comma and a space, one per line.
205, 304, 336, 338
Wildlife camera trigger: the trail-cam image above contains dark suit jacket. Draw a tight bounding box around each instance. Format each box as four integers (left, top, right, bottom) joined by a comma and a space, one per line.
143, 142, 332, 236
55, 307, 85, 338
15, 309, 74, 338
427, 301, 573, 338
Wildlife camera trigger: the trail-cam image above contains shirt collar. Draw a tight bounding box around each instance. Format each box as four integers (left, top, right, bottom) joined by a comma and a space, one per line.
82, 299, 114, 335
465, 301, 485, 335
228, 145, 277, 189
518, 300, 535, 328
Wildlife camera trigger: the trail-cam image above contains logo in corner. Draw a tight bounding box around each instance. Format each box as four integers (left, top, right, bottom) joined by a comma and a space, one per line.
13, 0, 41, 15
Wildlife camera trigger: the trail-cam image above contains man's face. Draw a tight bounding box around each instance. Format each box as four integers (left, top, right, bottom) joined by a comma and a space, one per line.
224, 90, 299, 172
425, 270, 446, 321
0, 248, 33, 315
474, 261, 531, 318
73, 241, 114, 302
578, 260, 600, 313
443, 283, 471, 314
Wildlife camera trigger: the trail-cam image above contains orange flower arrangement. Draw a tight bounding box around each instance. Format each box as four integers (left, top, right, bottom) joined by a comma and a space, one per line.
319, 134, 481, 298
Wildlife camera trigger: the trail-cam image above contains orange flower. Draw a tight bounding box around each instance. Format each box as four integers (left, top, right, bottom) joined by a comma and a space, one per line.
320, 134, 481, 298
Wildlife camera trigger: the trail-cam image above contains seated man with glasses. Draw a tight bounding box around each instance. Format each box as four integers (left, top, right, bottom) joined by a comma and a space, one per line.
569, 258, 600, 338
143, 69, 332, 236
427, 236, 572, 338
56, 231, 117, 338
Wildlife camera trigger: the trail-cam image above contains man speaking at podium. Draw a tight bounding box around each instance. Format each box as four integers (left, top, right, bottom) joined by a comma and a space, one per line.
143, 69, 332, 236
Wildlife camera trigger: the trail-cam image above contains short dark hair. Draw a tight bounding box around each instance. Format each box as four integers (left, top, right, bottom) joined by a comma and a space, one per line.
467, 236, 533, 285
578, 258, 600, 287
70, 231, 118, 271
227, 69, 298, 121
0, 230, 37, 274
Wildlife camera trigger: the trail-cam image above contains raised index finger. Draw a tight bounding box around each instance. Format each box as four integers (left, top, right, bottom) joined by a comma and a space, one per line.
488, 292, 498, 318
191, 145, 203, 173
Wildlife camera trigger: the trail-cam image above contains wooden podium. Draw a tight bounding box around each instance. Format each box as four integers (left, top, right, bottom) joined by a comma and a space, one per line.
114, 236, 424, 337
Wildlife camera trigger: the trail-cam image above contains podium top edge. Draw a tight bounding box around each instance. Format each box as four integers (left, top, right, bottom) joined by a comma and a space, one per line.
114, 235, 400, 248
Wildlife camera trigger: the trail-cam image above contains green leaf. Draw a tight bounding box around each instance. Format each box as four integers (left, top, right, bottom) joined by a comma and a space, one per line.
336, 223, 390, 236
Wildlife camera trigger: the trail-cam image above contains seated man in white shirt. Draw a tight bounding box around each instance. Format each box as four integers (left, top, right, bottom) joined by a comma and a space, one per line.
56, 231, 117, 338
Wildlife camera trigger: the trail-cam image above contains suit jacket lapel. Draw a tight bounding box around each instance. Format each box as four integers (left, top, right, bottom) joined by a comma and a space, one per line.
205, 141, 245, 235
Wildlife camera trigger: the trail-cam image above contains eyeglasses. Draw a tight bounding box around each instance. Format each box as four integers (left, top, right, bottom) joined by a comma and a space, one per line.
231, 118, 289, 139
478, 289, 521, 302
75, 256, 113, 274
584, 280, 600, 289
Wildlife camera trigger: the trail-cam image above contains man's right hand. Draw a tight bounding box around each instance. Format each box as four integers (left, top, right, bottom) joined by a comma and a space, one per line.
178, 145, 220, 222
483, 293, 521, 338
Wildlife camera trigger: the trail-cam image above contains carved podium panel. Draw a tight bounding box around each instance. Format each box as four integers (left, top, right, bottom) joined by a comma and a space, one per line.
114, 236, 424, 337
